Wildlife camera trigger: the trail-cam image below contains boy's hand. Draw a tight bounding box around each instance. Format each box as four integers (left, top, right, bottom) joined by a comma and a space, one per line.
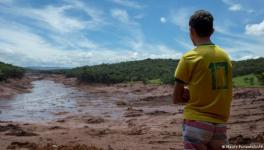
182, 88, 190, 101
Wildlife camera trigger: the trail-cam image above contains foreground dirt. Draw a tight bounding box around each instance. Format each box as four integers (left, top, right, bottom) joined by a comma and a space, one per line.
0, 75, 264, 150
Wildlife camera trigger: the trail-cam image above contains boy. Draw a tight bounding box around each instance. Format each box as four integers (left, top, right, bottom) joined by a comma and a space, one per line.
173, 10, 232, 150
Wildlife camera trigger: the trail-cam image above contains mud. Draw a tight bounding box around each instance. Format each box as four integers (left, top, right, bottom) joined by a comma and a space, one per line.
0, 75, 263, 150
0, 76, 33, 99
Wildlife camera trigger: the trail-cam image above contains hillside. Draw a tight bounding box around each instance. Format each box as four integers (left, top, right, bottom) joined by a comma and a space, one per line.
64, 57, 264, 85
232, 57, 264, 77
0, 62, 25, 81
233, 73, 264, 87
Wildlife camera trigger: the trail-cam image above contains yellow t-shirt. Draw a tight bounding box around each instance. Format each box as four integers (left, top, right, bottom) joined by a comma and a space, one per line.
175, 44, 232, 123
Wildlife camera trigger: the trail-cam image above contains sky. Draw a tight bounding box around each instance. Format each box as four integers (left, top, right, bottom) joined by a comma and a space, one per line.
0, 0, 264, 67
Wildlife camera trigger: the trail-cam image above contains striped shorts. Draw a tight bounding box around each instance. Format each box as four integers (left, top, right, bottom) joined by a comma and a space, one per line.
183, 119, 228, 150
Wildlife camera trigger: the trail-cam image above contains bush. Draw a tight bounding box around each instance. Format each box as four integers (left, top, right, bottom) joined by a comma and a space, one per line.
0, 62, 25, 81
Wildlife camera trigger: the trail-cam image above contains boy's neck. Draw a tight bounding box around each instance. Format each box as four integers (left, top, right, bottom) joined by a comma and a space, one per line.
195, 37, 212, 46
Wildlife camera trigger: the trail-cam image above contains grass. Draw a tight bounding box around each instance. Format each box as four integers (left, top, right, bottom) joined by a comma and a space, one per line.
147, 79, 163, 85
123, 75, 263, 88
233, 74, 263, 87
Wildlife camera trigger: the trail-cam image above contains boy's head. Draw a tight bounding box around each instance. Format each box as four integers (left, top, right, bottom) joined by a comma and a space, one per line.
189, 10, 214, 45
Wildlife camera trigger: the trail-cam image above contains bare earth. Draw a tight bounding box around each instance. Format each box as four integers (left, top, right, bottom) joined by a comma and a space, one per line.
0, 76, 33, 100
0, 75, 263, 150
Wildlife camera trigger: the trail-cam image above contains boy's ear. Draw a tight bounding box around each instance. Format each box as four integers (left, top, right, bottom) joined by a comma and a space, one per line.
190, 27, 196, 36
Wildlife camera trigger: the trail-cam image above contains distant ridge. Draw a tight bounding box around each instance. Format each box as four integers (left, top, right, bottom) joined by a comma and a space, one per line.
27, 66, 72, 71
65, 57, 264, 84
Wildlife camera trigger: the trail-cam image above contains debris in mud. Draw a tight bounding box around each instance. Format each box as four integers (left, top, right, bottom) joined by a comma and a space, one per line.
160, 131, 181, 138
229, 135, 252, 144
251, 98, 264, 104
124, 107, 143, 117
229, 133, 264, 144
126, 126, 149, 135
53, 111, 69, 116
233, 90, 262, 99
56, 119, 65, 123
126, 119, 137, 127
7, 141, 38, 150
139, 95, 170, 101
86, 128, 112, 137
0, 124, 19, 132
124, 111, 143, 117
84, 116, 105, 124
169, 119, 182, 125
127, 127, 144, 135
145, 110, 170, 116
115, 100, 127, 106
0, 124, 38, 136
148, 140, 171, 144
48, 126, 65, 130
107, 145, 114, 150
5, 128, 38, 136
7, 142, 103, 150
254, 133, 264, 143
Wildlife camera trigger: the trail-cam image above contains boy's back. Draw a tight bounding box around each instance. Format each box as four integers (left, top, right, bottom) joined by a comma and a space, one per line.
172, 10, 233, 149
175, 44, 232, 123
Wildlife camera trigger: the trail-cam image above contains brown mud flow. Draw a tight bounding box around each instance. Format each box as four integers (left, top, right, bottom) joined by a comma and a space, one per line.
0, 75, 263, 150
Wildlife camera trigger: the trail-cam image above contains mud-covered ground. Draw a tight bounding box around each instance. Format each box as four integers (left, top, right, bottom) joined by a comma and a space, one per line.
0, 75, 263, 150
0, 76, 33, 99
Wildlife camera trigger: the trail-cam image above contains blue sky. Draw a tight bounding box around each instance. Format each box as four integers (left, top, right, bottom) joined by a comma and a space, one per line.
0, 0, 264, 67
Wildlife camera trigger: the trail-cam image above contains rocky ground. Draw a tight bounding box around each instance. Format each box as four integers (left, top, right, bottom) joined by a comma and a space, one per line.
0, 75, 263, 150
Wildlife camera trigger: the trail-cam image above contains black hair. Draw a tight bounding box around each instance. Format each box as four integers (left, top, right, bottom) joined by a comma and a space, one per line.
189, 10, 214, 37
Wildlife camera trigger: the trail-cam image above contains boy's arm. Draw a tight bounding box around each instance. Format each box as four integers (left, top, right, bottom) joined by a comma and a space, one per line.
172, 79, 189, 104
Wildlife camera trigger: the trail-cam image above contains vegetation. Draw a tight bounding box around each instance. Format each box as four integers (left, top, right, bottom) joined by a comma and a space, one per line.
64, 57, 264, 86
66, 59, 178, 84
233, 73, 264, 87
0, 62, 25, 81
1, 57, 264, 87
232, 57, 264, 77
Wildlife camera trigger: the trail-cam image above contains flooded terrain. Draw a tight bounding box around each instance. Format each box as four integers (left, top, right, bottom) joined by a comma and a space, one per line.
0, 80, 80, 122
0, 75, 264, 150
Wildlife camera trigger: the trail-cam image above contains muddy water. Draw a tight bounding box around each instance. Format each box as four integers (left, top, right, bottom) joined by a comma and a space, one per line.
0, 80, 124, 122
0, 80, 82, 122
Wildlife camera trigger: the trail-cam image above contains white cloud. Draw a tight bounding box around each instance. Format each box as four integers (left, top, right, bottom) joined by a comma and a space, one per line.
0, 0, 183, 67
112, 0, 143, 9
160, 17, 167, 23
229, 4, 242, 11
63, 0, 106, 30
0, 14, 182, 67
1, 0, 106, 33
111, 8, 130, 24
29, 6, 85, 33
218, 35, 264, 60
170, 8, 193, 31
0, 23, 138, 67
222, 0, 242, 12
245, 20, 264, 36
175, 39, 194, 50
124, 44, 182, 60
236, 55, 260, 61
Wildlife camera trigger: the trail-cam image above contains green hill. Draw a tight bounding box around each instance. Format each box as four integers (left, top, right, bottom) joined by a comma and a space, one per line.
232, 57, 264, 77
233, 74, 264, 87
65, 57, 264, 86
0, 62, 25, 81
66, 59, 178, 84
